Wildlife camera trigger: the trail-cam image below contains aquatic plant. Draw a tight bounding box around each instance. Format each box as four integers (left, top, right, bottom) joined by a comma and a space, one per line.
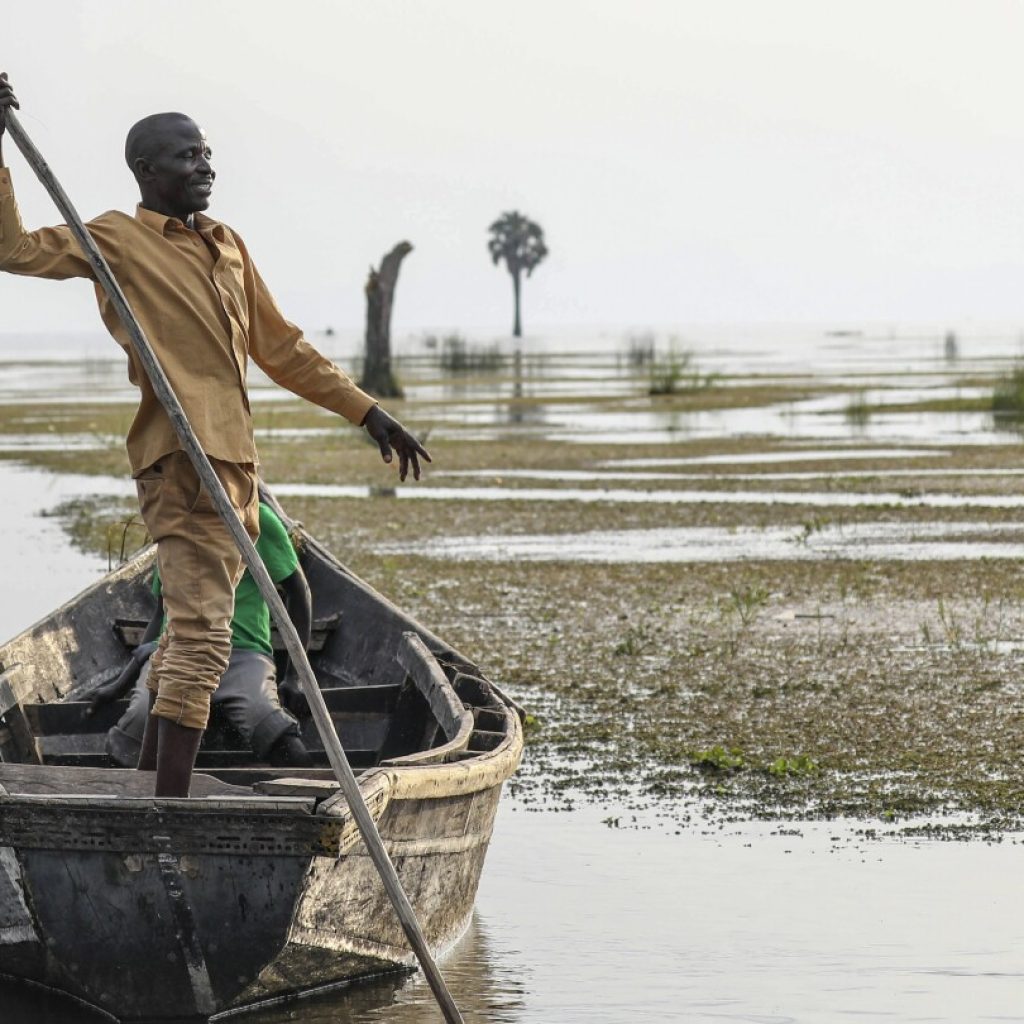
843, 391, 871, 427
106, 513, 150, 570
794, 514, 831, 546
767, 754, 819, 777
943, 330, 959, 362
613, 623, 653, 657
648, 342, 718, 396
623, 332, 656, 368
724, 583, 770, 628
522, 713, 542, 735
992, 363, 1024, 420
435, 334, 505, 373
688, 745, 746, 771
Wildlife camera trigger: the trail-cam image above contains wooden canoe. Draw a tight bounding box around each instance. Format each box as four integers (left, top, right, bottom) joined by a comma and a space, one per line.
0, 495, 523, 1022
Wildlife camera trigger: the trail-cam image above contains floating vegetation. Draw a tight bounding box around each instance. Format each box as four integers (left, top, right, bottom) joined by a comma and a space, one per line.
688, 745, 746, 772
768, 754, 820, 777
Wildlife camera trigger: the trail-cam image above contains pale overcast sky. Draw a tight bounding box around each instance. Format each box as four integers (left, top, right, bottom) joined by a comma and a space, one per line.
4, 0, 1024, 338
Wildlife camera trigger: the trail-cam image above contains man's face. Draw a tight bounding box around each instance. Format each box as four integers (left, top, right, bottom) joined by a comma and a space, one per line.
138, 118, 215, 219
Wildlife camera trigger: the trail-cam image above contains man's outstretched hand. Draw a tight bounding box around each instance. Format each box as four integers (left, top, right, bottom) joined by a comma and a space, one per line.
361, 405, 431, 482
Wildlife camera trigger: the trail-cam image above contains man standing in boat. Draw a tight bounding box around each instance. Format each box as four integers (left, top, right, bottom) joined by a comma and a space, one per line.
0, 73, 430, 797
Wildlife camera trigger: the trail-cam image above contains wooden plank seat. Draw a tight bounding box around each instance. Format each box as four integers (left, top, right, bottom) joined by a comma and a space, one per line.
31, 746, 380, 771
471, 707, 508, 732
112, 612, 343, 654
23, 683, 403, 738
466, 729, 506, 752
21, 684, 404, 769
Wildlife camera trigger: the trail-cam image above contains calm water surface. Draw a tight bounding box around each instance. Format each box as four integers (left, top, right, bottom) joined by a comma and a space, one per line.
4, 806, 1024, 1023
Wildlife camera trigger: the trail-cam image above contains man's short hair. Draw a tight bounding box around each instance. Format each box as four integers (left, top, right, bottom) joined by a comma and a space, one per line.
124, 113, 195, 172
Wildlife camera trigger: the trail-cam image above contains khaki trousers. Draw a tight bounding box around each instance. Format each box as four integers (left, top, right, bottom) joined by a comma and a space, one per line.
134, 451, 260, 730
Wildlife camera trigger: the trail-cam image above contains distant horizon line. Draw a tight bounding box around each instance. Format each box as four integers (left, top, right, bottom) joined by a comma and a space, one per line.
3, 317, 1024, 340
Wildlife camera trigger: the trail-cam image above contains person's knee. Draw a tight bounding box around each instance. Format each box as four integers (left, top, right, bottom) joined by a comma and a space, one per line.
156, 634, 232, 687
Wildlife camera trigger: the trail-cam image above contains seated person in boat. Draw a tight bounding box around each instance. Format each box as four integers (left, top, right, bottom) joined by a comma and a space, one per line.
91, 501, 313, 768
0, 73, 430, 797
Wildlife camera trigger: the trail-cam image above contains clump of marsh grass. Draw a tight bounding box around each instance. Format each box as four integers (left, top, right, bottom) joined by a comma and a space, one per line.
623, 331, 656, 368
992, 363, 1024, 420
648, 341, 718, 396
844, 391, 872, 427
434, 333, 505, 373
943, 330, 959, 362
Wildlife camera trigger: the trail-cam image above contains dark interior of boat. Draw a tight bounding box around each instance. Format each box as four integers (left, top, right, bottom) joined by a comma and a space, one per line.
0, 531, 517, 789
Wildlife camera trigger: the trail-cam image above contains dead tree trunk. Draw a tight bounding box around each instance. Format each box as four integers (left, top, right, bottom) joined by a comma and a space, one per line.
360, 241, 413, 398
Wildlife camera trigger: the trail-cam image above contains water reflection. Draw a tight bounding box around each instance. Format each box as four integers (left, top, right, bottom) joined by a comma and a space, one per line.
0, 980, 110, 1024
0, 908, 525, 1024
240, 918, 525, 1024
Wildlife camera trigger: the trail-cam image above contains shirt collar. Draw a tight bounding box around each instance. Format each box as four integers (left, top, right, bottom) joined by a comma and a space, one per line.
135, 205, 225, 241
135, 204, 181, 236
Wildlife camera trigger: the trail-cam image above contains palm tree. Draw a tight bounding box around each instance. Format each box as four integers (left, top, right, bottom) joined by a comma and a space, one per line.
487, 211, 548, 337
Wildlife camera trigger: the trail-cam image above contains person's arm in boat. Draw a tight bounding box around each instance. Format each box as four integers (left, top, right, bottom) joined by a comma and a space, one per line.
86, 597, 163, 714
277, 568, 313, 716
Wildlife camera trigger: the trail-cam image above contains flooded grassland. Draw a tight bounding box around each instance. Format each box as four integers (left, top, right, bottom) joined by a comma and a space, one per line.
6, 336, 1024, 839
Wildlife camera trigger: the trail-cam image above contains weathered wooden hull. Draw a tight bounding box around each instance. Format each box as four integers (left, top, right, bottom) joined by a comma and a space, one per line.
0, 502, 523, 1021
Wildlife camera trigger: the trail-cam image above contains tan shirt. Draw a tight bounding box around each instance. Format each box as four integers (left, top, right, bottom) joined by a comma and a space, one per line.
0, 168, 376, 473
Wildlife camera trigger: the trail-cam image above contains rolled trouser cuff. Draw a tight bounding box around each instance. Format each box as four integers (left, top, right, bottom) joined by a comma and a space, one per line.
152, 678, 220, 730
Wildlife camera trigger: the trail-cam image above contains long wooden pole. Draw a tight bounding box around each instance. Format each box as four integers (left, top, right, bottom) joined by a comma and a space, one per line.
4, 109, 465, 1024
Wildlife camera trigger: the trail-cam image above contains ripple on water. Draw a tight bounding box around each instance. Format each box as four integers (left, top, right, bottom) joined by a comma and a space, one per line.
11, 803, 1018, 1024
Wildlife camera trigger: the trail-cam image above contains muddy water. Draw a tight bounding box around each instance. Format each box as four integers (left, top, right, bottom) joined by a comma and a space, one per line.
377, 521, 1024, 564
0, 462, 130, 636
270, 481, 1024, 511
